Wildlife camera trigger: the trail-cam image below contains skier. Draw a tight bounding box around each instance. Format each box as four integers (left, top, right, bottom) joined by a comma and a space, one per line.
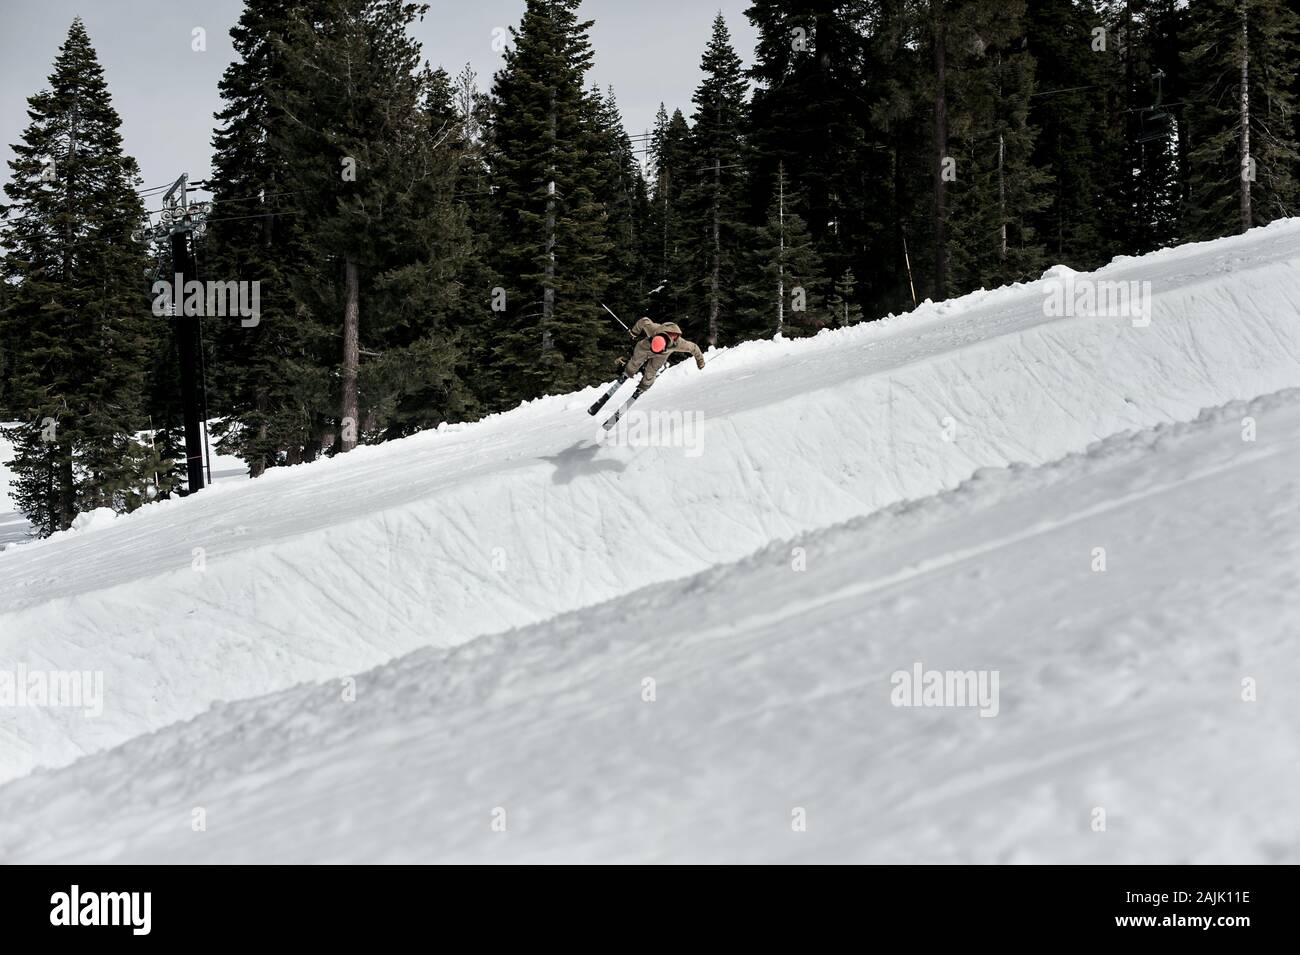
588, 316, 706, 427
620, 317, 706, 394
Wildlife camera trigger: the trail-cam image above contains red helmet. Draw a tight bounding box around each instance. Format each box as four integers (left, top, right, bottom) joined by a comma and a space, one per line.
650, 334, 668, 353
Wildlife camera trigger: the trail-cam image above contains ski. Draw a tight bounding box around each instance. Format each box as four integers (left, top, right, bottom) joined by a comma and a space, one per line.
602, 388, 643, 430
588, 373, 629, 416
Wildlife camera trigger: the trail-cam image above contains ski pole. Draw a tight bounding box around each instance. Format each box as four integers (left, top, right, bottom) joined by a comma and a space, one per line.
600, 302, 631, 333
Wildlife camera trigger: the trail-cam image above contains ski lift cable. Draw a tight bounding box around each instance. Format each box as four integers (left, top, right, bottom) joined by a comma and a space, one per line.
1029, 83, 1103, 99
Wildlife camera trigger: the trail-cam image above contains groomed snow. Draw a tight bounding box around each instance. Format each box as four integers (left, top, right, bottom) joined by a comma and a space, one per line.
2, 388, 1295, 863
2, 220, 1300, 787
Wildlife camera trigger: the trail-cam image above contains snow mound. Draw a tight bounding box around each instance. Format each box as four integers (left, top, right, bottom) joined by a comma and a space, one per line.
68, 507, 121, 535
1039, 263, 1079, 280
2, 221, 1300, 783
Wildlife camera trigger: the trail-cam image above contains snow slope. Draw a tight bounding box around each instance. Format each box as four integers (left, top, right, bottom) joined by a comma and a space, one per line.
2, 221, 1300, 785
0, 425, 249, 546
2, 389, 1295, 863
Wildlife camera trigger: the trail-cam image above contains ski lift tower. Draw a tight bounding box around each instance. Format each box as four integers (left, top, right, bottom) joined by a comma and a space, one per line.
152, 174, 211, 493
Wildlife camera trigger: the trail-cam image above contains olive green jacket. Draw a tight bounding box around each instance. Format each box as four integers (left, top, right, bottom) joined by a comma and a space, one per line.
629, 317, 704, 366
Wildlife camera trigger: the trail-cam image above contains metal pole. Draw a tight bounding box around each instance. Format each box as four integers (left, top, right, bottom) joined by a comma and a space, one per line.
149, 173, 213, 495
197, 312, 213, 485
167, 173, 205, 494
600, 302, 631, 333
902, 233, 918, 308
777, 160, 784, 337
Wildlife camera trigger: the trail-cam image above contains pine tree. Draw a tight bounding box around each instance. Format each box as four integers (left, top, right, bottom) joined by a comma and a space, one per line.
744, 0, 871, 309
275, 0, 472, 449
1183, 0, 1300, 238
0, 19, 161, 534
827, 269, 865, 327
946, 3, 1051, 291
646, 104, 693, 321
863, 0, 934, 315
682, 13, 750, 346
448, 63, 506, 411
931, 0, 952, 299
736, 164, 828, 338
205, 0, 325, 474
1026, 0, 1120, 269
590, 86, 650, 323
487, 0, 617, 406
359, 64, 480, 440
0, 277, 13, 415
1099, 0, 1185, 255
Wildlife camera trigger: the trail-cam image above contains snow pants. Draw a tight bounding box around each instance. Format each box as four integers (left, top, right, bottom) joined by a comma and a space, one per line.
624, 338, 670, 393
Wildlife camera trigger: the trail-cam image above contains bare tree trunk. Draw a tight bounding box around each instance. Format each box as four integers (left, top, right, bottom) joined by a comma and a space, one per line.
709, 157, 720, 346
543, 178, 556, 350
57, 443, 75, 531
998, 132, 1007, 260
340, 254, 359, 453
776, 161, 785, 337
250, 419, 267, 478
893, 126, 911, 306
1239, 3, 1252, 233
997, 53, 1007, 262
661, 170, 669, 280
542, 92, 557, 355
305, 413, 330, 462
41, 452, 57, 533
932, 0, 948, 300
57, 104, 80, 528
1055, 125, 1064, 256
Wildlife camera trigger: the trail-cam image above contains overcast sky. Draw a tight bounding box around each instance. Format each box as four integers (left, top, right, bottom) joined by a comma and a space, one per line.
0, 0, 757, 197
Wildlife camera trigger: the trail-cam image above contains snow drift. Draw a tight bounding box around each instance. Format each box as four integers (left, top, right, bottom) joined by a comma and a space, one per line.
2, 220, 1300, 783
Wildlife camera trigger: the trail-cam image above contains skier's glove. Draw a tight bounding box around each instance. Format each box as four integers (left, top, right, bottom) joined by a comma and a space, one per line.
696, 356, 705, 370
